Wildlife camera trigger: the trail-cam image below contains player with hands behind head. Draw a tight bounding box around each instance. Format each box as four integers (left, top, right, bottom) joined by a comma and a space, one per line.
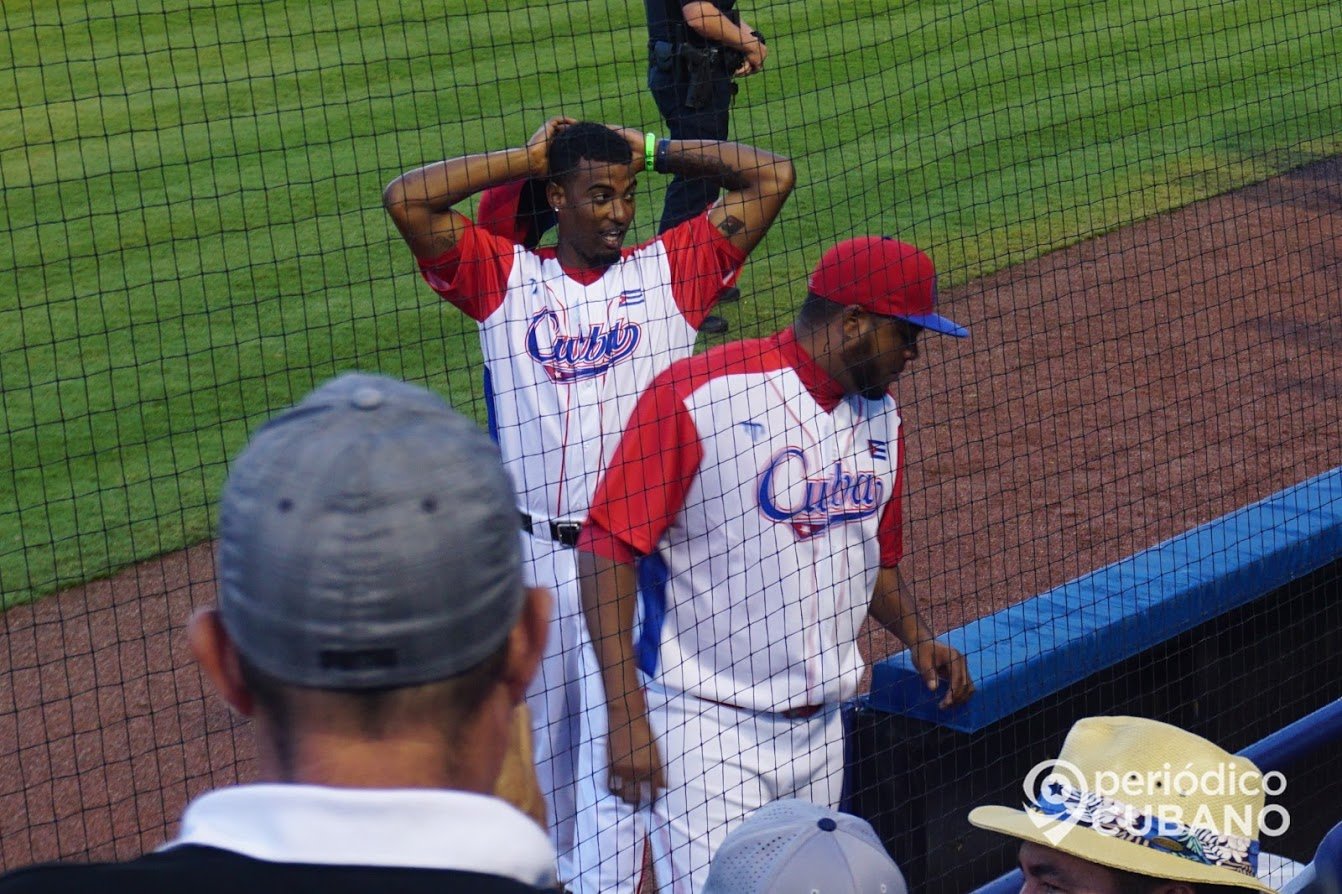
384, 118, 793, 889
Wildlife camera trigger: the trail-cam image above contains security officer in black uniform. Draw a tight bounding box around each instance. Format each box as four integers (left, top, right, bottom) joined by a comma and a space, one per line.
646, 0, 767, 333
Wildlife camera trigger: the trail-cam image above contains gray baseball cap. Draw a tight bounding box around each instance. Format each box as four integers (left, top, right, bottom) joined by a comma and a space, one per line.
703, 800, 908, 894
216, 371, 524, 689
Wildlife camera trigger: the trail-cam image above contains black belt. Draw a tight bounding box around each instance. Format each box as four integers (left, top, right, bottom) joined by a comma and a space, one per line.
520, 512, 584, 548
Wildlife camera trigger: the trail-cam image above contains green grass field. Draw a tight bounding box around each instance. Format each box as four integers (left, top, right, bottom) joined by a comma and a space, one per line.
2, 0, 1340, 606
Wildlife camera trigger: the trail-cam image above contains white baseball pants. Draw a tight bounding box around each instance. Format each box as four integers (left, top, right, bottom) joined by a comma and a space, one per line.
521, 533, 586, 885
572, 671, 844, 894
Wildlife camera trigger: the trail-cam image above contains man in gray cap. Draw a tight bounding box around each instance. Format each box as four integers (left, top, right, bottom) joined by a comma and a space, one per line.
0, 373, 555, 893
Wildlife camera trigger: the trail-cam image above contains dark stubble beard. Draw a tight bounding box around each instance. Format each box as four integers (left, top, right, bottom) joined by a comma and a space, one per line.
843, 337, 888, 400
580, 238, 621, 269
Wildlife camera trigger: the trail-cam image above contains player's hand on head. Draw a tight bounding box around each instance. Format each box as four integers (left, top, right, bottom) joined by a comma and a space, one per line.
606, 126, 649, 173
913, 640, 976, 710
526, 117, 576, 177
606, 712, 664, 806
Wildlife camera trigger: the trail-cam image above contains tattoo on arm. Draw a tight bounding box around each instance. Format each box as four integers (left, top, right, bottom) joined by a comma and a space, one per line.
418, 226, 459, 259
716, 215, 746, 238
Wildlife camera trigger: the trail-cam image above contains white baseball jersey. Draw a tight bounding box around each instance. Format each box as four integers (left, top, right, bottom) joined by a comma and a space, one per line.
580, 327, 905, 711
418, 214, 745, 520
418, 211, 744, 887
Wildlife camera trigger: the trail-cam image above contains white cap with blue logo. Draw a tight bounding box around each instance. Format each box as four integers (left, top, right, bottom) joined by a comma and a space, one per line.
703, 799, 908, 894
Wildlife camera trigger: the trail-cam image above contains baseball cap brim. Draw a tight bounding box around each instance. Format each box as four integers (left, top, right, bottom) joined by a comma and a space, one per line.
968, 806, 1275, 893
899, 312, 969, 338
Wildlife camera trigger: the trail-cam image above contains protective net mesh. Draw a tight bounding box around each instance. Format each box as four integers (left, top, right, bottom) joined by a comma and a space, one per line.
2, 0, 1340, 888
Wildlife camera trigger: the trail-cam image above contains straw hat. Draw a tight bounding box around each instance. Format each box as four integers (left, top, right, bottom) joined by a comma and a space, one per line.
969, 717, 1278, 892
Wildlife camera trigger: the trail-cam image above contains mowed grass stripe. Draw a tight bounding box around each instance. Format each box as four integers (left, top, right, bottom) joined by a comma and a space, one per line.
2, 0, 1340, 605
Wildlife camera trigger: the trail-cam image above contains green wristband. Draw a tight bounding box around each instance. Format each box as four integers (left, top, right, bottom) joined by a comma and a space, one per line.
645, 132, 657, 171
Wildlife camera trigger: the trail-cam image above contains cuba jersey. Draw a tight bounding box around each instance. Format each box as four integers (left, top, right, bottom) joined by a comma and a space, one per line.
581, 328, 905, 711
418, 214, 745, 519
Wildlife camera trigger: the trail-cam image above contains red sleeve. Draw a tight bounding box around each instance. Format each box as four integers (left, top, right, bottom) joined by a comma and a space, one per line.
575, 517, 641, 565
878, 424, 906, 567
584, 368, 704, 556
416, 222, 516, 323
476, 181, 530, 244
658, 212, 748, 329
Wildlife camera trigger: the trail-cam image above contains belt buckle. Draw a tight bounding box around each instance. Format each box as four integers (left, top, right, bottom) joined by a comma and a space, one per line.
551, 521, 583, 548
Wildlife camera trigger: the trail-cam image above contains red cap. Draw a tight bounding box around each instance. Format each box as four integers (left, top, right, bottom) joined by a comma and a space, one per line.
808, 236, 968, 337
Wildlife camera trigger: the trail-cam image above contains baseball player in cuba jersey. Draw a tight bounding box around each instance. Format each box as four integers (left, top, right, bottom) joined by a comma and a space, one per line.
383, 118, 794, 886
576, 236, 977, 892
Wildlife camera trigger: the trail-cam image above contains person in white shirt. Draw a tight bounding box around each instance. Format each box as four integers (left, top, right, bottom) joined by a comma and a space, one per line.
0, 372, 554, 893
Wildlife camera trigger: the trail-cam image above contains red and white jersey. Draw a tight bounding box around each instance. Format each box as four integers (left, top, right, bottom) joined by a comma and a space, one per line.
580, 328, 906, 711
418, 214, 745, 519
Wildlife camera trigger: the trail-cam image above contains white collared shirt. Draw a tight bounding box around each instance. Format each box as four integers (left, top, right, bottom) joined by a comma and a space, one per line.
163, 784, 556, 888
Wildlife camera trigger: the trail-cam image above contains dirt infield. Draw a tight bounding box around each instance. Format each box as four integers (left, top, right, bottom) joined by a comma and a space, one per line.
3, 158, 1340, 870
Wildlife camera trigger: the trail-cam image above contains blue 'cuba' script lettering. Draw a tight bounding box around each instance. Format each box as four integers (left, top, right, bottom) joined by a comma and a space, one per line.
756, 446, 884, 539
525, 308, 642, 382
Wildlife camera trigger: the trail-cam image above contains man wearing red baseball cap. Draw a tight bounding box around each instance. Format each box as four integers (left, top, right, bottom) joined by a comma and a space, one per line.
809, 234, 970, 338
573, 235, 974, 893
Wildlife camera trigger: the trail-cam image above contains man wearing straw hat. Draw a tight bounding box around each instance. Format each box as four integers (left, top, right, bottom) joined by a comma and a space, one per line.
970, 716, 1285, 894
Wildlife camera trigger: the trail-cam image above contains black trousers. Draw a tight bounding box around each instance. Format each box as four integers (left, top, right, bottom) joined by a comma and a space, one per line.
648, 56, 736, 234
